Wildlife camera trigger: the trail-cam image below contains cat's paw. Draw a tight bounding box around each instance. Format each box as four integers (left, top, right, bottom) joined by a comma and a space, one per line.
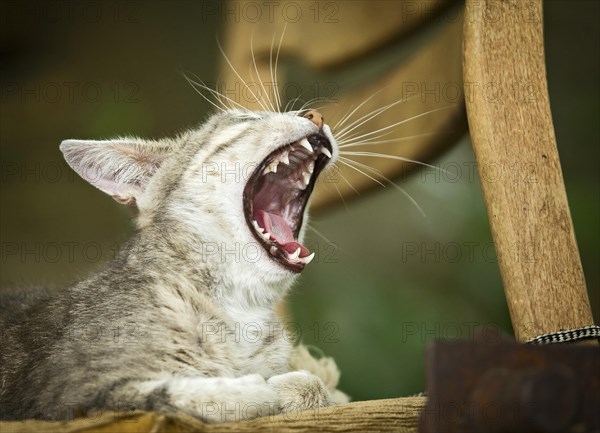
289, 344, 351, 404
267, 370, 331, 413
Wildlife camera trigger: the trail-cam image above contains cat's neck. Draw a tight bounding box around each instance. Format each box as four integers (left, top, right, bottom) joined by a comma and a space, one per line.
115, 221, 294, 314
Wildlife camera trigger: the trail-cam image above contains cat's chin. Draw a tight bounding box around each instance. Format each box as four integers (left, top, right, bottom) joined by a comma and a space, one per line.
243, 132, 333, 273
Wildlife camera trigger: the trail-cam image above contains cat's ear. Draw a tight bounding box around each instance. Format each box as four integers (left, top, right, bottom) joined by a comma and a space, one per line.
60, 138, 172, 205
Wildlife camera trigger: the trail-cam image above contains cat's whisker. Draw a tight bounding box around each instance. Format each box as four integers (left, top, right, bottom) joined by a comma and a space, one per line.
250, 30, 276, 112
338, 105, 455, 143
182, 73, 219, 105
336, 97, 421, 140
284, 97, 329, 113
337, 157, 386, 188
335, 103, 391, 138
217, 38, 271, 112
182, 73, 229, 113
338, 131, 452, 148
248, 66, 275, 113
269, 34, 278, 111
284, 97, 300, 113
390, 180, 428, 220
211, 82, 228, 110
330, 162, 360, 195
305, 223, 342, 253
334, 94, 422, 139
185, 73, 250, 113
332, 88, 386, 131
337, 131, 395, 147
291, 96, 318, 113
281, 89, 334, 114
271, 24, 287, 113
332, 182, 351, 212
298, 102, 332, 116
339, 156, 428, 220
339, 150, 451, 177
210, 71, 232, 110
337, 103, 395, 138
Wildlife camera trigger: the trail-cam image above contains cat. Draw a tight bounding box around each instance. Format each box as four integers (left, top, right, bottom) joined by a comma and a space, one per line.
0, 106, 349, 423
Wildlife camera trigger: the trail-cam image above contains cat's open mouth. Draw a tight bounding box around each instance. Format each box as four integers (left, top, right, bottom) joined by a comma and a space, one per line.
243, 133, 333, 272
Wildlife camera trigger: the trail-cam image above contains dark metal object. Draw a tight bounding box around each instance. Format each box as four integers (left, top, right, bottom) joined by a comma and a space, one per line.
419, 339, 600, 433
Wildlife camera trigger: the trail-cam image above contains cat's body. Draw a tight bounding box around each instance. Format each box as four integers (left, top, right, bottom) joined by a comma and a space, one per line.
1, 109, 345, 422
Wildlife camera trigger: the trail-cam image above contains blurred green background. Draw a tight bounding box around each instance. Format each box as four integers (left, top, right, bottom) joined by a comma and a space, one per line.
1, 0, 598, 402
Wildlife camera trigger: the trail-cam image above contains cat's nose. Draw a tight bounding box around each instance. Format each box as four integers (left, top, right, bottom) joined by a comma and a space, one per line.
302, 110, 324, 129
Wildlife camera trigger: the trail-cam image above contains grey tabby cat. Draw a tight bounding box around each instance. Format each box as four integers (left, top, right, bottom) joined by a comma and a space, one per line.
0, 107, 348, 422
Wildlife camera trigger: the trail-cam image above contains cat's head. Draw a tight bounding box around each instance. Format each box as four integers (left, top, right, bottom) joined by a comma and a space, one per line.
60, 109, 336, 285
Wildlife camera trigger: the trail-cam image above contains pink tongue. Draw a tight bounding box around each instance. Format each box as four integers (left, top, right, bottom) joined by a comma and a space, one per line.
253, 210, 311, 257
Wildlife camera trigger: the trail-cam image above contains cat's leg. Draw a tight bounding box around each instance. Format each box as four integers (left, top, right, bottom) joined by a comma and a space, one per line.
122, 374, 276, 422
108, 372, 331, 423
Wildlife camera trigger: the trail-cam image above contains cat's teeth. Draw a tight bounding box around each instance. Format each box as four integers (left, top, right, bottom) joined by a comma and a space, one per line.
302, 172, 311, 186
262, 162, 279, 175
308, 162, 315, 174
321, 147, 332, 158
288, 248, 301, 260
298, 252, 315, 264
262, 231, 271, 241
270, 246, 278, 256
279, 151, 290, 165
299, 138, 313, 153
252, 220, 264, 233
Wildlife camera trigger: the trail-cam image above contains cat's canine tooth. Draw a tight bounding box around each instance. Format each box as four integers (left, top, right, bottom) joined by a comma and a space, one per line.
252, 220, 264, 233
262, 161, 279, 175
307, 162, 315, 173
298, 252, 315, 264
270, 246, 278, 256
299, 138, 313, 153
288, 247, 301, 260
321, 147, 332, 159
302, 171, 311, 186
279, 151, 289, 165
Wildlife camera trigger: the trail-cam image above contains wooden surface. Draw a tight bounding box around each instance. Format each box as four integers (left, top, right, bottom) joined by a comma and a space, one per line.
221, 0, 468, 211
463, 0, 595, 341
0, 397, 426, 433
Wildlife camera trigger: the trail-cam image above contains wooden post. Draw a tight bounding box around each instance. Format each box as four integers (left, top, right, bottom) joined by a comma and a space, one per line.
463, 0, 595, 341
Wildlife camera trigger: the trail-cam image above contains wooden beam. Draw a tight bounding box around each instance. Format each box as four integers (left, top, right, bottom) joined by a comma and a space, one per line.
463, 0, 595, 341
0, 397, 426, 433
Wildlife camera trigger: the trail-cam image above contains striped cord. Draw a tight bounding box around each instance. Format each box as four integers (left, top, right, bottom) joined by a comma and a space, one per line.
526, 325, 600, 345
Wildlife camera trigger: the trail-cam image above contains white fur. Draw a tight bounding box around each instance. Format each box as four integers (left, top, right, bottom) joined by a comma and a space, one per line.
135, 375, 279, 422
135, 368, 332, 423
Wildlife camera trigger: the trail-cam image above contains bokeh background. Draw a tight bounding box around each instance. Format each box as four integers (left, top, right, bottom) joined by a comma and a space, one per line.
1, 0, 598, 402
